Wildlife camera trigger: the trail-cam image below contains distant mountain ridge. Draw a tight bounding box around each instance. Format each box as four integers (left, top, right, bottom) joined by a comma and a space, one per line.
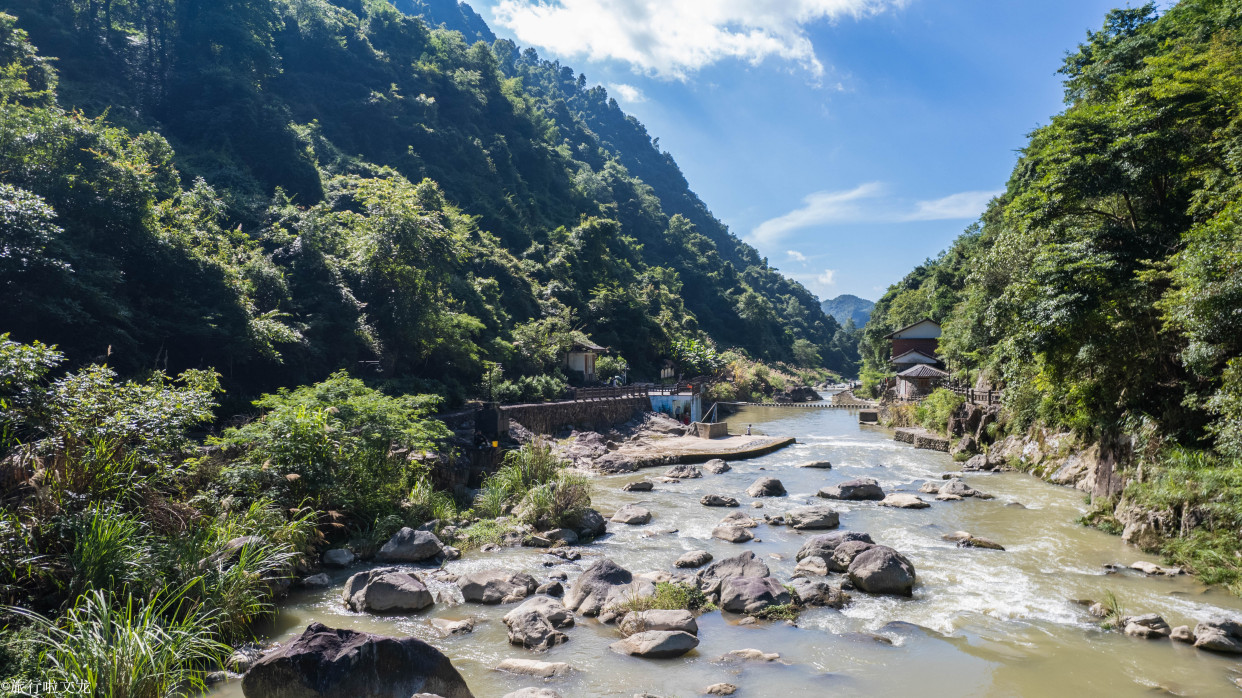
821, 295, 874, 327
390, 0, 495, 43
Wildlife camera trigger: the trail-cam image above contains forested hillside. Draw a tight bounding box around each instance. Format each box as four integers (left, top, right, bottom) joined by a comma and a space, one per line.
0, 0, 853, 408
861, 1, 1242, 582
821, 294, 874, 327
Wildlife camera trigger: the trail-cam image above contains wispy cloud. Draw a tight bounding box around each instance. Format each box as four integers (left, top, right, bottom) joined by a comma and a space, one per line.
817, 269, 837, 286
607, 83, 646, 103
492, 0, 902, 81
749, 184, 1001, 244
786, 249, 808, 263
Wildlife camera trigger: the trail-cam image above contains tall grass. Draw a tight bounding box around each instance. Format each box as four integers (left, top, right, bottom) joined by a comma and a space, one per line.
11, 588, 228, 698
408, 477, 459, 523
66, 506, 152, 599
492, 441, 562, 495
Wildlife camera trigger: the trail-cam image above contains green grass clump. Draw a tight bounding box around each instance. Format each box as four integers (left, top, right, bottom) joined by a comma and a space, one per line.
607, 582, 716, 616
752, 603, 800, 621
454, 520, 513, 550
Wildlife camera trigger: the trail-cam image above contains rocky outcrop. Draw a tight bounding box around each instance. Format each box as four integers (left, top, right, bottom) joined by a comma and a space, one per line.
784, 505, 840, 530
817, 478, 884, 501
847, 546, 916, 596
241, 622, 473, 698
322, 548, 355, 568
829, 540, 876, 572
718, 511, 759, 528
342, 568, 433, 613
571, 508, 608, 539
502, 596, 574, 650
701, 494, 740, 507
746, 477, 786, 497
609, 630, 699, 658
375, 528, 444, 563
457, 569, 537, 604
798, 460, 833, 469
720, 576, 791, 614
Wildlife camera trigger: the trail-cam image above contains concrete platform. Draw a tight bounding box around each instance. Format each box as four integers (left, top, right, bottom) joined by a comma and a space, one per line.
608, 434, 796, 469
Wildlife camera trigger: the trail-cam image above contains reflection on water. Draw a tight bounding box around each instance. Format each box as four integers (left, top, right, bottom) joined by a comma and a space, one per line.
216, 407, 1242, 697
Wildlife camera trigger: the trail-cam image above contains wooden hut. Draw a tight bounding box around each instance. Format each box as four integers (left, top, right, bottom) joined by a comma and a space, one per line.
895, 363, 948, 400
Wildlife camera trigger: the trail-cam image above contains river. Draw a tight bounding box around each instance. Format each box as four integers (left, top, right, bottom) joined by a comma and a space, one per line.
219, 406, 1242, 697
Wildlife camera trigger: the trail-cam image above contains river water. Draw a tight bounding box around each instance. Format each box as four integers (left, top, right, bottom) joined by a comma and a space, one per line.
220, 406, 1242, 697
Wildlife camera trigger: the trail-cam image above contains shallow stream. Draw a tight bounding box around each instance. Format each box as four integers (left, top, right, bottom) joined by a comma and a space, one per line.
217, 406, 1242, 697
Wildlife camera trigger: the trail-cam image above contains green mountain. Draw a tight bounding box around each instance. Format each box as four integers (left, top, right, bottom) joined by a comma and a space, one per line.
820, 294, 874, 327
0, 0, 852, 405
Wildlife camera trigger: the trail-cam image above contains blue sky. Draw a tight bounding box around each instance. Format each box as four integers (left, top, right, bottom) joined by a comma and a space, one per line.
474, 0, 1157, 302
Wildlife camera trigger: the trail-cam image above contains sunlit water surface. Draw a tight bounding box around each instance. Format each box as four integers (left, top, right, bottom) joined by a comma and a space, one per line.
216, 407, 1242, 697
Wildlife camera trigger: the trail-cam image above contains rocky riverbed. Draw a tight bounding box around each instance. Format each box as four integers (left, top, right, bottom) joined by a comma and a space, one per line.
214, 406, 1242, 698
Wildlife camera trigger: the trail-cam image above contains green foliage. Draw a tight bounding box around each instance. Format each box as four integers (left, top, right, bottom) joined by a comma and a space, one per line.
752, 602, 800, 621
607, 581, 714, 615
473, 441, 590, 530
454, 519, 512, 550
214, 370, 449, 518
671, 338, 724, 376
1098, 589, 1126, 631
918, 389, 966, 435
9, 588, 229, 697
65, 506, 152, 600
595, 354, 629, 382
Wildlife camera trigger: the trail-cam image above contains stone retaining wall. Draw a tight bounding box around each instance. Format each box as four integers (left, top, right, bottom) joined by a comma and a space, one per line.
894, 427, 951, 452
501, 396, 650, 435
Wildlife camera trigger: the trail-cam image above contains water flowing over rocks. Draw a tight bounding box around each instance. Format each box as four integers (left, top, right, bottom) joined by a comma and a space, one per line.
241, 622, 474, 698
818, 478, 884, 501
457, 569, 537, 604
798, 460, 833, 469
342, 568, 434, 613
502, 689, 561, 698
375, 528, 444, 563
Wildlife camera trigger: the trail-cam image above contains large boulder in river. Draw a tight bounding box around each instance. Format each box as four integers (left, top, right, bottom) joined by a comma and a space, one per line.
828, 540, 876, 572
611, 504, 652, 525
788, 577, 847, 609
817, 478, 884, 501
700, 551, 770, 582
375, 528, 444, 563
701, 494, 740, 507
457, 569, 538, 604
502, 596, 574, 650
342, 568, 433, 613
712, 525, 754, 543
847, 546, 916, 596
609, 630, 699, 658
702, 459, 731, 474
784, 505, 840, 530
1194, 617, 1242, 653
241, 622, 474, 698
879, 494, 930, 509
795, 531, 874, 562
665, 464, 702, 479
570, 508, 607, 539
564, 559, 632, 616
746, 477, 787, 497
619, 609, 698, 637
720, 576, 792, 614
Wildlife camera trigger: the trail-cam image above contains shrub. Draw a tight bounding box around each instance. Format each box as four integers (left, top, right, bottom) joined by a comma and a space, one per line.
11, 588, 229, 697
473, 481, 509, 519
607, 582, 714, 616
408, 477, 460, 524
752, 603, 800, 620
919, 388, 965, 434
454, 519, 512, 550
65, 506, 153, 600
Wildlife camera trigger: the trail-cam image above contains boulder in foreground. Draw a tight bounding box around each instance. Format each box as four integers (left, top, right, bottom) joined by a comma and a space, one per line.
375, 528, 444, 563
847, 545, 916, 596
241, 622, 474, 698
609, 630, 699, 658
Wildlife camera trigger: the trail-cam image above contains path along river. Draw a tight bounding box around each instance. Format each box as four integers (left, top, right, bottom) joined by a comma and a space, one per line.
218, 406, 1242, 697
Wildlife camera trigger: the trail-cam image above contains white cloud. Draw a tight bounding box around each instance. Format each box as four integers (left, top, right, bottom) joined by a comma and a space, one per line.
749, 183, 1002, 244
607, 82, 646, 103
786, 249, 808, 263
492, 0, 901, 80
817, 269, 837, 286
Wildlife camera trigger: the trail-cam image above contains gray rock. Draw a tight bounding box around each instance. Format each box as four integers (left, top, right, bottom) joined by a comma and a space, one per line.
784, 505, 840, 530
717, 511, 759, 528
746, 477, 787, 497
705, 684, 738, 695
701, 494, 740, 507
918, 481, 941, 494
228, 645, 264, 673
712, 525, 754, 543
375, 528, 444, 563
664, 464, 702, 479
702, 459, 732, 474
795, 531, 875, 562
342, 568, 434, 613
572, 508, 608, 539
675, 550, 713, 568
939, 479, 992, 499
619, 609, 698, 637
322, 548, 356, 568
623, 481, 654, 492
544, 528, 578, 545
1123, 614, 1171, 639
722, 649, 781, 662
817, 478, 884, 501
793, 555, 829, 577
962, 454, 989, 471
609, 630, 700, 658
535, 581, 563, 596
829, 540, 876, 572
429, 618, 475, 636
788, 576, 847, 609
700, 551, 770, 583
1193, 617, 1242, 653
456, 569, 538, 604
611, 504, 653, 525
494, 658, 571, 678
1170, 625, 1195, 643
956, 535, 1005, 551
502, 596, 574, 650
798, 460, 833, 469
720, 576, 791, 614
240, 622, 473, 698
564, 558, 632, 616
879, 494, 929, 509
300, 573, 332, 588
847, 546, 916, 596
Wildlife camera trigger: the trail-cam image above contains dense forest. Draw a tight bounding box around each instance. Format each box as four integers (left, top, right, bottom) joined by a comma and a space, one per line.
861, 1, 1242, 584
0, 0, 856, 412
